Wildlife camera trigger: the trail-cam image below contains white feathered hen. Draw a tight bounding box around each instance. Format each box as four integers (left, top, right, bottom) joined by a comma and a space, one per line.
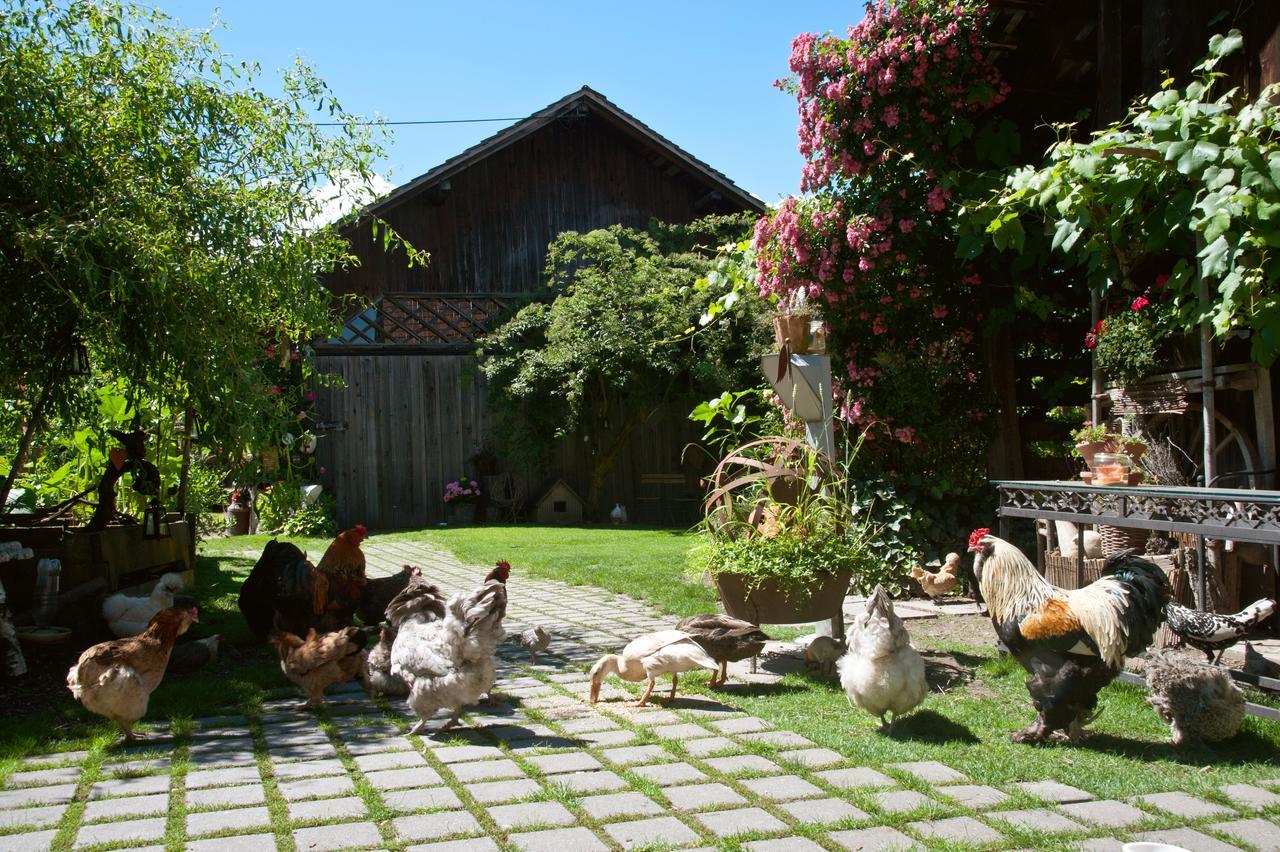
838, 584, 928, 728
103, 573, 185, 637
390, 580, 507, 735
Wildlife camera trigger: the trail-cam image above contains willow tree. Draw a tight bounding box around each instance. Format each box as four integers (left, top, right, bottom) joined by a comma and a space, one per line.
0, 0, 419, 507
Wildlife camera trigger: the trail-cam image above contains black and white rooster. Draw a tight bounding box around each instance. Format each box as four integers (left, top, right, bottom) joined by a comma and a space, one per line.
1164, 598, 1275, 664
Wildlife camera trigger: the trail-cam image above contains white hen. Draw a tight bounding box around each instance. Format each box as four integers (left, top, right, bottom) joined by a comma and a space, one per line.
838, 584, 928, 728
103, 573, 185, 637
390, 580, 507, 735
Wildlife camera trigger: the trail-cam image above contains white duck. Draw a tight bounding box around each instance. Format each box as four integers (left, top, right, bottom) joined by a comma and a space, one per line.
589, 629, 718, 707
102, 573, 185, 637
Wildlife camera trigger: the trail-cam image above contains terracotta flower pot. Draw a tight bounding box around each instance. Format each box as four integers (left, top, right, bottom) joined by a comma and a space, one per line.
714, 570, 850, 625
1075, 441, 1108, 469
772, 314, 811, 354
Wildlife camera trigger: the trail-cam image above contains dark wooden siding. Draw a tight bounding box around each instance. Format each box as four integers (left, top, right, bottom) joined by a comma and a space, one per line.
313, 352, 706, 530
325, 110, 745, 299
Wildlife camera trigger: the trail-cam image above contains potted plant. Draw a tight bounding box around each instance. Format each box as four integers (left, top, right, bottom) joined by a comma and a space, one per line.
691, 441, 873, 624
443, 476, 481, 525
772, 289, 815, 355
1071, 421, 1111, 469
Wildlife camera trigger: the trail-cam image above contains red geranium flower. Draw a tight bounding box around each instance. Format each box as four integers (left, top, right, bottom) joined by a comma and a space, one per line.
1132, 295, 1150, 311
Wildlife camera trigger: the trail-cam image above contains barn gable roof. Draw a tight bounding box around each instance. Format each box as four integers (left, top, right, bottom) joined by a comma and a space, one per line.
354, 86, 765, 222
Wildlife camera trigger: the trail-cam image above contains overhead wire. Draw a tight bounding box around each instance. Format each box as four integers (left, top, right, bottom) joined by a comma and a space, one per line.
315, 117, 523, 127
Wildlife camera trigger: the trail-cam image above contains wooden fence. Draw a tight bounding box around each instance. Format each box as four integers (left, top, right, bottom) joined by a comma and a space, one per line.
312, 352, 708, 530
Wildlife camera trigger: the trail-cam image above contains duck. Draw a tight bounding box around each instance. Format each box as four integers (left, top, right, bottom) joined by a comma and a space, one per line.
589, 630, 718, 706
675, 614, 771, 687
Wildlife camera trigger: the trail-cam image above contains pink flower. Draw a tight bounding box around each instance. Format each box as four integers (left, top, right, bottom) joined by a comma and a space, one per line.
1131, 295, 1150, 311
932, 305, 949, 319
897, 219, 915, 233
290, 351, 300, 362
894, 426, 916, 444
270, 384, 282, 396
305, 390, 316, 402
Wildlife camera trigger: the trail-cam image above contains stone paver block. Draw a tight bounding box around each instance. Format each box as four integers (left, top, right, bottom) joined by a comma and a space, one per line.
186, 766, 262, 788
406, 840, 499, 852
354, 750, 427, 772
558, 716, 620, 734
780, 797, 869, 825
0, 784, 76, 809
288, 795, 367, 821
186, 783, 265, 808
602, 816, 700, 849
487, 801, 577, 829
600, 745, 670, 766
696, 806, 787, 837
0, 804, 65, 829
579, 791, 663, 820
630, 761, 707, 786
1013, 780, 1094, 803
653, 723, 712, 741
466, 778, 542, 803
908, 816, 1002, 844
816, 767, 895, 789
364, 766, 444, 791
711, 717, 771, 734
0, 830, 56, 852
663, 782, 746, 811
528, 752, 602, 775
271, 758, 345, 780
1075, 840, 1126, 852
875, 790, 934, 814
510, 826, 609, 852
778, 747, 843, 768
187, 805, 271, 836
576, 729, 637, 747
1131, 791, 1235, 819
1208, 818, 1280, 852
432, 744, 504, 763
74, 816, 167, 847
1130, 827, 1244, 852
293, 821, 383, 850
741, 730, 814, 748
746, 839, 828, 852
555, 770, 629, 794
449, 758, 527, 782
344, 736, 413, 755
988, 808, 1083, 834
702, 755, 782, 776
186, 832, 277, 852
276, 774, 355, 801
1220, 782, 1280, 810
1058, 799, 1149, 828
939, 784, 1009, 809
830, 826, 919, 850
392, 810, 483, 842
82, 792, 169, 821
88, 775, 170, 799
887, 761, 966, 784
5, 767, 81, 787
383, 786, 464, 812
681, 736, 740, 757
740, 774, 824, 801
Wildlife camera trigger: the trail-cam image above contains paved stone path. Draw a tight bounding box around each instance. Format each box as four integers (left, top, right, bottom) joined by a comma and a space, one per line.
2, 540, 1278, 851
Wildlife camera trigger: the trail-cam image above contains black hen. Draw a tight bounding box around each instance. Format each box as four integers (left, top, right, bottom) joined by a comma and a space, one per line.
238, 539, 356, 639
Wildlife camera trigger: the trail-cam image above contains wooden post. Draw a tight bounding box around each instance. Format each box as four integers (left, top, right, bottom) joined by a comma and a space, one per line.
1198, 253, 1216, 487
1091, 289, 1102, 424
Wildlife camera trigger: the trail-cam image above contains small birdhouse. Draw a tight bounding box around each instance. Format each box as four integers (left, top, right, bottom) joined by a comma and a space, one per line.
535, 479, 584, 525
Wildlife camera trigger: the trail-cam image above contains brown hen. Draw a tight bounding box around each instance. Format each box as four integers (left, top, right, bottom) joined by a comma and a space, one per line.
270, 626, 369, 709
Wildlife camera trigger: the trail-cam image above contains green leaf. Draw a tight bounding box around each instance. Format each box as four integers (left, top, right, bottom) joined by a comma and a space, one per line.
1209, 30, 1244, 59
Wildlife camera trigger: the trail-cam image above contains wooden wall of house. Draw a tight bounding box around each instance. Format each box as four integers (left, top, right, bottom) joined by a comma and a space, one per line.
325, 109, 747, 300
313, 352, 708, 530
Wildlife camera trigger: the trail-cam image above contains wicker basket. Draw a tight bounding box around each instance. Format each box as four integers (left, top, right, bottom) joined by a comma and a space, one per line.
1045, 551, 1108, 589
1098, 525, 1147, 553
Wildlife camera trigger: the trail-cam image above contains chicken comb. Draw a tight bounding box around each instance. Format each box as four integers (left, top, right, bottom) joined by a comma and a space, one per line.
967, 528, 991, 551
496, 559, 511, 570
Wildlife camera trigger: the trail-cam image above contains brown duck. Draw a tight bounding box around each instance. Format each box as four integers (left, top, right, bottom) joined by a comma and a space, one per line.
675, 615, 771, 687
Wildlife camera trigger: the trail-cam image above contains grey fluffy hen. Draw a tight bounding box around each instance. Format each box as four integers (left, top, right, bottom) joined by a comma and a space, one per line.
1144, 650, 1245, 746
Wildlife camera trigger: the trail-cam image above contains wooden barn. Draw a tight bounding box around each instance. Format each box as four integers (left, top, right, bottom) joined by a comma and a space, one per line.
312, 87, 764, 529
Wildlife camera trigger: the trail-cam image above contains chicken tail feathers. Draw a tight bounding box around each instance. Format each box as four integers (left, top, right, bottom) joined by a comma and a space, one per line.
1103, 552, 1171, 657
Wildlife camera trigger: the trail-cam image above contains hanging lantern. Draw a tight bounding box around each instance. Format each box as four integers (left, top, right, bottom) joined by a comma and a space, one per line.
67, 340, 89, 376
142, 499, 169, 539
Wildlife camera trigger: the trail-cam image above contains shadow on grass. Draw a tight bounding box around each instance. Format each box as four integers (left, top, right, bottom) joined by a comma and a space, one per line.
1080, 728, 1280, 766
885, 709, 980, 744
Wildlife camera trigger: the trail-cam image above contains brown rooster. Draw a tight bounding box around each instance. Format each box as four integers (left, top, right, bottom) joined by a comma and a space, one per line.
311, 525, 369, 617
270, 626, 369, 709
67, 605, 199, 740
969, 529, 1169, 744
485, 559, 511, 584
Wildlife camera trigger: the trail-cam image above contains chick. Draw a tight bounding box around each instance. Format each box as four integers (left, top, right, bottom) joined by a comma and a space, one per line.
909, 553, 960, 598
1145, 650, 1245, 746
838, 585, 928, 728
519, 626, 550, 665
803, 635, 844, 678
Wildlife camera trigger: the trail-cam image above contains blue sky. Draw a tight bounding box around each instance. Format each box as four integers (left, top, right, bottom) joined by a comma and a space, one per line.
159, 1, 861, 204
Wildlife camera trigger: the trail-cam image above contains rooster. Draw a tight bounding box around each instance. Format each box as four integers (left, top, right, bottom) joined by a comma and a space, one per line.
390, 580, 507, 734
1164, 598, 1275, 664
239, 529, 369, 639
312, 525, 369, 616
67, 605, 199, 740
485, 560, 511, 583
969, 529, 1170, 744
